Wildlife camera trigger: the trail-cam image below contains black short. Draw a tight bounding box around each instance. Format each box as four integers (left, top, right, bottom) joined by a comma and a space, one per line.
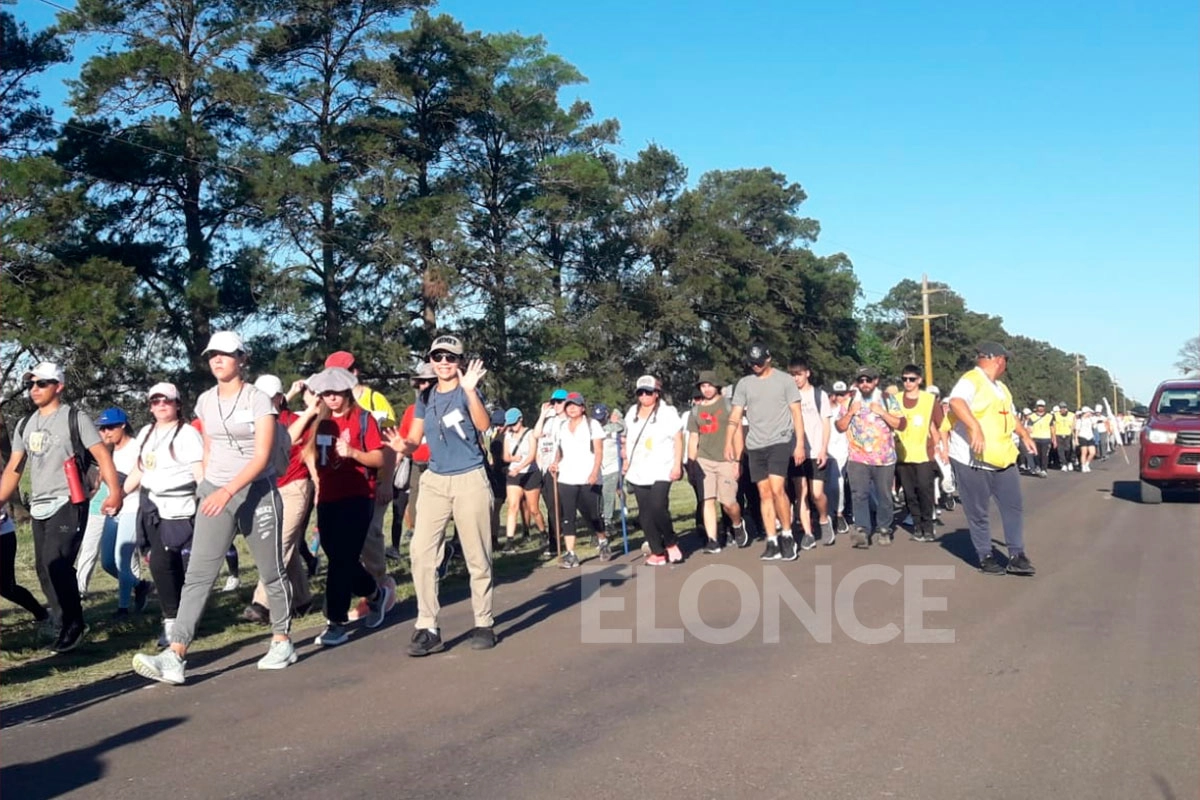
1077, 437, 1094, 448
788, 458, 815, 481
507, 467, 542, 491
747, 442, 793, 483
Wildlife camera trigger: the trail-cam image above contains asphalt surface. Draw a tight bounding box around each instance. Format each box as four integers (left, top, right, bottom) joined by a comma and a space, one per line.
2, 451, 1197, 800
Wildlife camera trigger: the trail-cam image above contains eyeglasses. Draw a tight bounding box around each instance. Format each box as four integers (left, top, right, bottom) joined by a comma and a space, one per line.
25, 379, 58, 389
430, 352, 459, 363
901, 376, 920, 383
149, 396, 173, 406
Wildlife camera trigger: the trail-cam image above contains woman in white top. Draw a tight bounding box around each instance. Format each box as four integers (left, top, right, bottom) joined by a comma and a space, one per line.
94, 407, 151, 618
124, 382, 204, 646
548, 393, 607, 567
623, 375, 684, 566
1075, 408, 1097, 473
501, 408, 544, 554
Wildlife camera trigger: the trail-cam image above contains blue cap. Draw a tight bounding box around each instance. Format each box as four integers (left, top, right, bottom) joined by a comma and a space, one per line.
504, 407, 522, 425
592, 403, 609, 421
489, 409, 507, 427
96, 407, 128, 427
549, 389, 568, 401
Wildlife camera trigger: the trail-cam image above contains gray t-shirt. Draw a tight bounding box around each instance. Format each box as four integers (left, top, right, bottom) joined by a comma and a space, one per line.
195, 384, 276, 485
731, 369, 802, 450
11, 404, 101, 512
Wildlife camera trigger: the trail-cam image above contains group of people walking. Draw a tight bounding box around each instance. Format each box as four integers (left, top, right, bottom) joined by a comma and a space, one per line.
2, 330, 1116, 681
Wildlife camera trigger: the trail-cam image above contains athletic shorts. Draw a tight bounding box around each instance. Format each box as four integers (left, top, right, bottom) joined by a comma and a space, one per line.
747, 442, 793, 483
1077, 437, 1094, 448
697, 457, 738, 506
507, 466, 543, 491
788, 458, 822, 482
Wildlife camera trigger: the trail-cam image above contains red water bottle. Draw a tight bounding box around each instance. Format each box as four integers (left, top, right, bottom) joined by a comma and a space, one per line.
64, 457, 86, 504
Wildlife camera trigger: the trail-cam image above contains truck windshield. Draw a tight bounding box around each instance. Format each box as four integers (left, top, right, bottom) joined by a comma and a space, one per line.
1157, 389, 1200, 415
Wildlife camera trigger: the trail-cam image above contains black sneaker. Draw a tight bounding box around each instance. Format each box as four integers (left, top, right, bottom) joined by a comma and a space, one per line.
778, 534, 798, 562
470, 626, 497, 650
52, 622, 89, 653
241, 602, 270, 624
760, 538, 782, 561
134, 580, 151, 613
851, 527, 870, 549
799, 532, 817, 551
597, 539, 613, 561
560, 551, 580, 569
501, 538, 516, 555
407, 628, 445, 657
702, 538, 722, 554
733, 522, 751, 549
1006, 553, 1036, 576
835, 516, 850, 535
540, 535, 553, 559
978, 553, 1005, 575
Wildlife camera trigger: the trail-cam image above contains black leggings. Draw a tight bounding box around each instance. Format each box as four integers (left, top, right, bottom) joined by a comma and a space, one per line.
390, 490, 410, 549
631, 481, 676, 555
896, 461, 937, 536
0, 533, 47, 620
557, 483, 603, 537
317, 497, 377, 624
145, 518, 192, 619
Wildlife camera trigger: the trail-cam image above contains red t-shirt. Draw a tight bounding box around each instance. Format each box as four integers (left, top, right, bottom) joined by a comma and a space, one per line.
313, 411, 383, 503
277, 408, 314, 487
399, 404, 430, 464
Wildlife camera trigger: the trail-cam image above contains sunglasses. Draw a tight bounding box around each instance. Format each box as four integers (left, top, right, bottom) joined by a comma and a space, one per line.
25, 379, 59, 389
856, 377, 875, 384
98, 424, 123, 431
901, 376, 920, 383
149, 396, 175, 406
636, 389, 656, 397
430, 352, 459, 363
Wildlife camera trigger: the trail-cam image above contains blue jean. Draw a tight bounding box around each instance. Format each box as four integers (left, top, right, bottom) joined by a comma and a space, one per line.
846, 461, 895, 532
98, 511, 140, 609
950, 461, 1025, 560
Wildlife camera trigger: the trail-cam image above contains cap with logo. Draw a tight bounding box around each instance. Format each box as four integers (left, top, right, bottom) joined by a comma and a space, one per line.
203, 331, 245, 356
635, 375, 658, 392
831, 380, 848, 393
976, 341, 1012, 359
565, 392, 585, 407
591, 403, 609, 422
254, 375, 284, 398
696, 370, 723, 388
428, 335, 464, 356
324, 351, 355, 370
549, 389, 568, 401
855, 366, 880, 380
22, 362, 65, 384
306, 367, 358, 395
505, 407, 523, 425
147, 382, 180, 401
96, 407, 129, 427
747, 342, 770, 366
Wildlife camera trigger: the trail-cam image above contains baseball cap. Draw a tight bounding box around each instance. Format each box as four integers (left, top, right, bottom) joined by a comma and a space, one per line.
635, 375, 658, 392
96, 407, 128, 427
306, 367, 358, 394
147, 382, 180, 401
976, 341, 1012, 358
490, 408, 507, 427
254, 375, 284, 397
591, 403, 609, 421
564, 391, 585, 407
324, 351, 355, 370
22, 362, 65, 384
696, 370, 722, 388
504, 407, 522, 425
1022, 407, 1032, 415
428, 335, 464, 356
549, 388, 568, 401
1035, 399, 1046, 406
747, 342, 770, 366
855, 366, 880, 380
831, 380, 848, 393
926, 384, 940, 396
202, 331, 245, 356
412, 362, 437, 381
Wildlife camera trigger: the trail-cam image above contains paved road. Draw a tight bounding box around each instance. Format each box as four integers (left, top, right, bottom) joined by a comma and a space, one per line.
3, 453, 1197, 800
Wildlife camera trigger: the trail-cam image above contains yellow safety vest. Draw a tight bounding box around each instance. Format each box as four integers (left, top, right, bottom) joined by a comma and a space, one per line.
895, 391, 936, 463
952, 368, 1019, 468
1052, 412, 1075, 437
1028, 412, 1053, 439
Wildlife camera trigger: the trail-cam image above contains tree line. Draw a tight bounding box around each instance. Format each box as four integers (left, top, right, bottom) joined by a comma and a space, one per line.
1, 1, 1129, 423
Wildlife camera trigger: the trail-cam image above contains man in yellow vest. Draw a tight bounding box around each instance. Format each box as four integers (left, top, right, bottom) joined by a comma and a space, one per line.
1026, 400, 1055, 477
894, 364, 944, 542
948, 342, 1039, 576
1052, 404, 1076, 471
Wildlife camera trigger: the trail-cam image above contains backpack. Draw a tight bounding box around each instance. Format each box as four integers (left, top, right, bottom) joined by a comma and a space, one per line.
16, 406, 95, 474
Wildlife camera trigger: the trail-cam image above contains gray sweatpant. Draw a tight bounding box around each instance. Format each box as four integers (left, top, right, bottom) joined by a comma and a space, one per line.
171, 479, 290, 645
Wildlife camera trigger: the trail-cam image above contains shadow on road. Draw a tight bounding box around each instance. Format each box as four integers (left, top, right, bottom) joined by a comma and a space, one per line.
1110, 480, 1200, 505
0, 716, 185, 799
935, 528, 977, 566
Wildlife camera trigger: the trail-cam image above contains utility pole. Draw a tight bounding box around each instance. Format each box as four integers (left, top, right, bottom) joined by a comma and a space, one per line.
907, 274, 947, 385
1074, 353, 1086, 410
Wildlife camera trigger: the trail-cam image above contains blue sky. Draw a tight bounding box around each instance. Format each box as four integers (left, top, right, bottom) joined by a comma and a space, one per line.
19, 0, 1199, 401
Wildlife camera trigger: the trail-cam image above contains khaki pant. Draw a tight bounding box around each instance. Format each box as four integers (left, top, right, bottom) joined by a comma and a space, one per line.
411, 467, 494, 630
359, 499, 388, 581
254, 479, 312, 610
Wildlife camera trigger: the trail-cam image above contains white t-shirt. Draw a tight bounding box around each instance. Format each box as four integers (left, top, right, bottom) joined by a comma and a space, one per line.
623, 403, 683, 486
504, 428, 536, 475
135, 422, 204, 519
797, 385, 832, 458
827, 403, 850, 464
556, 417, 604, 485
535, 414, 562, 471
1076, 416, 1095, 439
948, 369, 1017, 470
111, 439, 141, 515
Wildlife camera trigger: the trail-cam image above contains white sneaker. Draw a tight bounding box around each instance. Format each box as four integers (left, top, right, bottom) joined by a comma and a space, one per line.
133, 648, 186, 685
257, 638, 297, 670
221, 576, 241, 592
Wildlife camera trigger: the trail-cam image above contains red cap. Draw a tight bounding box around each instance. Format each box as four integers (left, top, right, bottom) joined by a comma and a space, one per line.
565, 391, 585, 407
324, 351, 355, 370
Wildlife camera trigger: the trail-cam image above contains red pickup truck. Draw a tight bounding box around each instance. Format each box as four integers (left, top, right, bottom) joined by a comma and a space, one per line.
1139, 379, 1200, 503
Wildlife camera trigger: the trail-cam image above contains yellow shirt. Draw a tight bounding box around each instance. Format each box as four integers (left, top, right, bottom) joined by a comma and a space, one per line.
1052, 412, 1075, 437
356, 386, 396, 429
1028, 412, 1053, 439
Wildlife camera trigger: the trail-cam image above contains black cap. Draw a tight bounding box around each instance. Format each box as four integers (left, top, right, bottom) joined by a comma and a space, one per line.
855, 365, 880, 380
976, 341, 1012, 358
747, 342, 770, 366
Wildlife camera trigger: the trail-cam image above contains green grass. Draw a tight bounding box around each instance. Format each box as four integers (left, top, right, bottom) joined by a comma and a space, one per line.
0, 483, 698, 706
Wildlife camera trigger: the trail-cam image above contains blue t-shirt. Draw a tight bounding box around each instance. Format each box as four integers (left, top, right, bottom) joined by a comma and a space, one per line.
415, 385, 486, 476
